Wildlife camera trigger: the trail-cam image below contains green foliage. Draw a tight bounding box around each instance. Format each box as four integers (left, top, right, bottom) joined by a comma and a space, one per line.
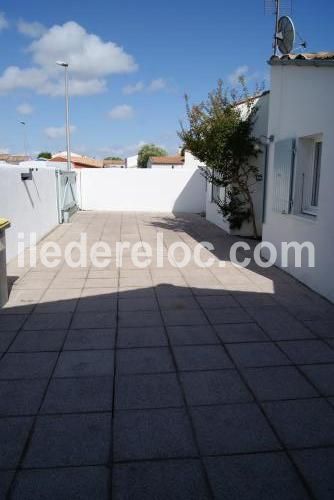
179, 79, 261, 238
138, 144, 168, 168
37, 151, 52, 159
104, 156, 123, 160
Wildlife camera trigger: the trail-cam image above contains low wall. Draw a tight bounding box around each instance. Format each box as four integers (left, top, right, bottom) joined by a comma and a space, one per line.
0, 165, 59, 262
77, 168, 206, 213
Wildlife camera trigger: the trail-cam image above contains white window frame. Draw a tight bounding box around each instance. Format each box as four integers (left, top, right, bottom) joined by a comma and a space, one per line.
301, 137, 322, 217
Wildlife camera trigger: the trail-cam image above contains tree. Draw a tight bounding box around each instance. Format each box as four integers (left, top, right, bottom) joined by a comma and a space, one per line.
179, 79, 261, 238
37, 151, 52, 160
138, 144, 167, 168
104, 156, 123, 161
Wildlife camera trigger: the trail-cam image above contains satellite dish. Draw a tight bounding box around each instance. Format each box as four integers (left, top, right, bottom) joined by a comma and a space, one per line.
276, 16, 295, 54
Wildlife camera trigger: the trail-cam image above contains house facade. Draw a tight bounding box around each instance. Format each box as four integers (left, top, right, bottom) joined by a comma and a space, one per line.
262, 52, 334, 302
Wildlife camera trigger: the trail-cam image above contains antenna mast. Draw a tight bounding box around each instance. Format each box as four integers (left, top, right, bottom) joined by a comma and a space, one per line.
273, 0, 280, 55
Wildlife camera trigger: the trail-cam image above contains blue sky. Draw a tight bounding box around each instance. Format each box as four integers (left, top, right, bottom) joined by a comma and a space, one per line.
0, 0, 333, 158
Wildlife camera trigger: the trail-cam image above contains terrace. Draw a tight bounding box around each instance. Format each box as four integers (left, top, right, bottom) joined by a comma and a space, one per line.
1, 211, 334, 499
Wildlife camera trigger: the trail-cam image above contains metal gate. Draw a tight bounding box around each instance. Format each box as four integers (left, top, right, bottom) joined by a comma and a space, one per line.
55, 169, 78, 223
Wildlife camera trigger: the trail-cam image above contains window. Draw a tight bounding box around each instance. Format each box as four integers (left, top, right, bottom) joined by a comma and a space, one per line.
311, 142, 322, 207
300, 138, 323, 216
272, 138, 296, 214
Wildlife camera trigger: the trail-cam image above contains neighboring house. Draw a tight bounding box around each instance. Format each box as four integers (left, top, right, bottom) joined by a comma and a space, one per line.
0, 154, 30, 164
50, 152, 103, 168
205, 90, 270, 237
262, 52, 334, 302
103, 159, 125, 168
147, 155, 184, 169
126, 155, 138, 168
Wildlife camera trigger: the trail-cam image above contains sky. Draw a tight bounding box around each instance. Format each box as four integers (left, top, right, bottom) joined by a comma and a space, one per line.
0, 0, 333, 158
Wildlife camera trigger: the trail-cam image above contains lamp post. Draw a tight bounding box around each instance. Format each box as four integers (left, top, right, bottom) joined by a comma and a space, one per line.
19, 121, 28, 158
56, 61, 71, 171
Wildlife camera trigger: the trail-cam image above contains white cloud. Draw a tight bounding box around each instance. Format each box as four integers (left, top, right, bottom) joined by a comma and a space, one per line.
17, 103, 34, 115
0, 12, 9, 31
147, 78, 167, 92
123, 81, 144, 95
100, 140, 146, 157
228, 65, 249, 85
0, 147, 10, 154
0, 21, 137, 96
108, 104, 134, 120
45, 124, 76, 139
17, 19, 46, 38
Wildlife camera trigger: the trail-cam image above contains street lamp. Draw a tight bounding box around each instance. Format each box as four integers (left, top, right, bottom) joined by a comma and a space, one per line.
19, 121, 28, 158
56, 60, 71, 171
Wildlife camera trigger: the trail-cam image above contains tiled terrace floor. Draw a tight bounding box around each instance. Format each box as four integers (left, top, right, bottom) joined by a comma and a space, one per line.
1, 211, 334, 499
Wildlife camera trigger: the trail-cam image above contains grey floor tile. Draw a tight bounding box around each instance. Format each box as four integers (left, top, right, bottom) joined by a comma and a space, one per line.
64, 328, 116, 350
206, 307, 252, 325
278, 340, 334, 364
12, 466, 110, 500
9, 330, 67, 352
0, 315, 27, 331
119, 297, 159, 312
0, 331, 17, 351
71, 311, 116, 329
173, 345, 233, 371
197, 295, 239, 309
0, 416, 33, 468
117, 326, 168, 348
23, 313, 72, 331
112, 459, 210, 500
204, 452, 309, 500
263, 399, 334, 448
158, 296, 199, 310
191, 403, 281, 455
41, 376, 113, 413
76, 296, 117, 313
0, 352, 58, 379
115, 373, 184, 409
180, 370, 253, 406
34, 298, 78, 313
292, 447, 334, 500
300, 364, 334, 396
243, 366, 317, 401
226, 342, 291, 367
304, 320, 334, 338
116, 347, 174, 374
167, 325, 219, 345
0, 379, 48, 416
0, 470, 15, 499
119, 310, 163, 328
249, 307, 314, 340
54, 350, 114, 377
214, 323, 268, 343
23, 413, 112, 467
113, 408, 197, 461
162, 309, 209, 326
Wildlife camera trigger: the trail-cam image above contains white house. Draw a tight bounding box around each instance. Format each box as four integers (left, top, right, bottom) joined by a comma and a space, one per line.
262, 52, 334, 302
126, 154, 138, 168
205, 90, 270, 237
147, 151, 204, 169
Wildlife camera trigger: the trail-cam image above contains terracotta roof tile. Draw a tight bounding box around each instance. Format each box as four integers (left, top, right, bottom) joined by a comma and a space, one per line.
149, 155, 184, 165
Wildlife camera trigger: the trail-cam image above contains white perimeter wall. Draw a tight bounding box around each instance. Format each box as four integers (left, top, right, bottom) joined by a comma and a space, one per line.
206, 92, 269, 237
77, 168, 206, 213
0, 164, 59, 262
263, 64, 334, 302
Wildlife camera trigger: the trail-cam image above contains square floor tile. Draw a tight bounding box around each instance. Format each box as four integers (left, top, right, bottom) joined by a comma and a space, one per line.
191, 403, 280, 455
0, 315, 27, 331
0, 352, 58, 379
76, 297, 117, 313
0, 331, 17, 351
197, 295, 239, 309
162, 309, 208, 326
214, 323, 268, 343
0, 379, 48, 416
41, 376, 113, 414
167, 325, 219, 345
0, 416, 33, 468
249, 307, 314, 340
180, 370, 252, 405
23, 413, 112, 467
115, 373, 183, 410
0, 470, 15, 499
23, 313, 72, 331
173, 345, 232, 371
278, 340, 334, 364
71, 311, 116, 329
9, 330, 67, 352
227, 343, 290, 367
112, 459, 210, 500
304, 320, 334, 338
292, 447, 334, 500
119, 298, 159, 312
54, 350, 114, 378
12, 466, 110, 500
158, 296, 199, 310
243, 366, 317, 401
204, 452, 308, 500
263, 398, 334, 448
119, 311, 163, 328
300, 364, 334, 396
117, 327, 168, 348
113, 408, 197, 461
206, 307, 252, 325
116, 348, 174, 374
64, 328, 116, 350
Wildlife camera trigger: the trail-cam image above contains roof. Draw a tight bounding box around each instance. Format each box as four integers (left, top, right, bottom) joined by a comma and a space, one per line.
0, 154, 30, 163
51, 154, 103, 168
149, 155, 184, 165
103, 159, 125, 166
269, 52, 334, 66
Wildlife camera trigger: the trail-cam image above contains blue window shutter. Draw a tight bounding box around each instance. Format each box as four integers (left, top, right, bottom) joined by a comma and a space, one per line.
272, 138, 296, 214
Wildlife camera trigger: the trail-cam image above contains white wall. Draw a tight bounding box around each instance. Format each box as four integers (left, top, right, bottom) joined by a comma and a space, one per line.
126, 155, 138, 168
263, 63, 334, 302
77, 168, 206, 213
0, 164, 59, 262
206, 92, 270, 237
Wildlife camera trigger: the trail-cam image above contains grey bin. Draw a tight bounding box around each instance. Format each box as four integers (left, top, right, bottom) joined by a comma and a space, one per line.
0, 219, 10, 307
